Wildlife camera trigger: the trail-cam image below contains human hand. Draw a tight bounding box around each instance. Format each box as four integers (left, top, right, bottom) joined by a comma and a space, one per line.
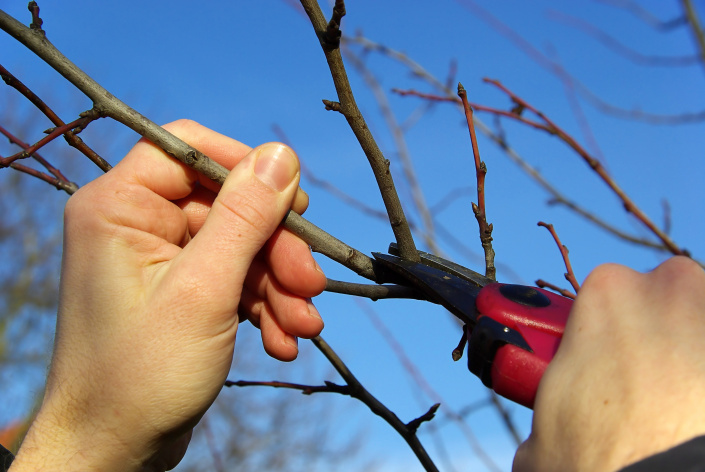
513, 256, 705, 472
12, 120, 326, 471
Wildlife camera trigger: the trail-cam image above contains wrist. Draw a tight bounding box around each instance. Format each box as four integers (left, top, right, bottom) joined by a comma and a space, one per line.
10, 404, 143, 472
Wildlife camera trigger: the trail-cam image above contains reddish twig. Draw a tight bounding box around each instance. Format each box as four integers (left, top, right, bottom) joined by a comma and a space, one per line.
458, 83, 496, 280
483, 78, 689, 257
6, 161, 77, 194
538, 222, 580, 293
0, 63, 112, 172
0, 124, 76, 189
535, 279, 577, 300
1, 113, 98, 167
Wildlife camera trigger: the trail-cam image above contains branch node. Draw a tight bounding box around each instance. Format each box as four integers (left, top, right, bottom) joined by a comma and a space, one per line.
323, 0, 346, 50
27, 1, 45, 37
406, 403, 441, 434
322, 99, 342, 112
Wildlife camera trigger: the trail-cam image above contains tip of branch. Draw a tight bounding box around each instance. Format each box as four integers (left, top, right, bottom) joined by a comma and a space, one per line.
457, 82, 466, 96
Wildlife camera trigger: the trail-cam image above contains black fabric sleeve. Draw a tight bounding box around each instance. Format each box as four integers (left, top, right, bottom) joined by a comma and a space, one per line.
0, 443, 14, 471
619, 435, 705, 472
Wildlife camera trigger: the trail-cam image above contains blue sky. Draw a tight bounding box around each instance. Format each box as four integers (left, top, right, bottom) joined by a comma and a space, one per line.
1, 1, 703, 470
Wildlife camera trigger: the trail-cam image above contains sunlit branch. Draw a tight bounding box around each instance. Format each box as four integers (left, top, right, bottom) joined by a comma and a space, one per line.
298, 0, 420, 263
537, 222, 580, 294
0, 7, 380, 281
0, 63, 111, 172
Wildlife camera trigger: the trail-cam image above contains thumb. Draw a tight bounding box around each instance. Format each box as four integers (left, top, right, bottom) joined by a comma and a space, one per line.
178, 142, 301, 296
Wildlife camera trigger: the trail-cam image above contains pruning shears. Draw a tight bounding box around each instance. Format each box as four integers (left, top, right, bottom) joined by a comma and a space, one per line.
372, 244, 573, 409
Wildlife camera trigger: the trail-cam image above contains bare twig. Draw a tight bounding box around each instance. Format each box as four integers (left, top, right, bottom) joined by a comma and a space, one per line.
357, 301, 504, 470
225, 379, 351, 395
595, 0, 687, 31
0, 126, 78, 194
548, 10, 698, 66
458, 83, 496, 280
406, 403, 441, 435
538, 222, 580, 293
298, 0, 420, 262
535, 279, 576, 300
1, 113, 97, 167
0, 63, 111, 172
682, 0, 705, 75
0, 8, 379, 280
325, 279, 426, 300
310, 336, 439, 472
342, 45, 440, 255
484, 78, 690, 257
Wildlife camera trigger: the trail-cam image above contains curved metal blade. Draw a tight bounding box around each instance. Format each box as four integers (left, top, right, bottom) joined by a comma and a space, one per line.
372, 252, 481, 325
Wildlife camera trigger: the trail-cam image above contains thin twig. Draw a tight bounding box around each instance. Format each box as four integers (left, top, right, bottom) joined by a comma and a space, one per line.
357, 300, 509, 465
225, 379, 351, 395
0, 63, 112, 172
1, 114, 97, 167
485, 78, 690, 257
310, 336, 439, 472
0, 8, 378, 280
535, 279, 576, 300
298, 0, 420, 263
682, 0, 705, 76
538, 222, 580, 293
458, 83, 496, 280
0, 124, 77, 193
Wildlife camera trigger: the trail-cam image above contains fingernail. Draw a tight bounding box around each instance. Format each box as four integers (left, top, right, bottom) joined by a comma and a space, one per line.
312, 255, 325, 276
307, 299, 323, 321
285, 336, 299, 348
254, 144, 299, 192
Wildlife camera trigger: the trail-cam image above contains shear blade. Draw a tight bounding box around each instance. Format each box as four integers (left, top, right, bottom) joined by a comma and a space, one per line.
372, 253, 481, 325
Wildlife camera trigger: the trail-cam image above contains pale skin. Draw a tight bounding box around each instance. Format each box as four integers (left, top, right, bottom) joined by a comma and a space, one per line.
11, 120, 326, 471
8, 120, 705, 471
514, 256, 705, 471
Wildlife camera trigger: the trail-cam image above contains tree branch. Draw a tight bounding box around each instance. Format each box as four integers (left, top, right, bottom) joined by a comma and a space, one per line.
0, 7, 379, 280
0, 63, 111, 172
298, 0, 420, 263
537, 221, 580, 294
311, 335, 439, 472
325, 279, 426, 300
458, 84, 496, 280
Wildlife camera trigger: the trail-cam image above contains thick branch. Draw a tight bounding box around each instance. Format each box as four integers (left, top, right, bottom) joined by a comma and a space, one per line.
298, 0, 419, 262
0, 8, 378, 280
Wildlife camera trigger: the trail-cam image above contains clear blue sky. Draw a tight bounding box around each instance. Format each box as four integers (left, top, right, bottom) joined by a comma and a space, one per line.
1, 1, 703, 470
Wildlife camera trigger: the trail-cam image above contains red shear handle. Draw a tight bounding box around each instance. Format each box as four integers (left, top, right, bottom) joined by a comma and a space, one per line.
475, 284, 573, 409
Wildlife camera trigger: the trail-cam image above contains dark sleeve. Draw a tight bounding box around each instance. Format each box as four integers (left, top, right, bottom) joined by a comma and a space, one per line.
619, 435, 705, 472
0, 444, 13, 471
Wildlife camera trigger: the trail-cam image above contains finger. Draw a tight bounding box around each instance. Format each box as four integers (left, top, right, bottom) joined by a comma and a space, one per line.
239, 290, 299, 361
265, 227, 326, 298
244, 256, 324, 338
173, 143, 301, 317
